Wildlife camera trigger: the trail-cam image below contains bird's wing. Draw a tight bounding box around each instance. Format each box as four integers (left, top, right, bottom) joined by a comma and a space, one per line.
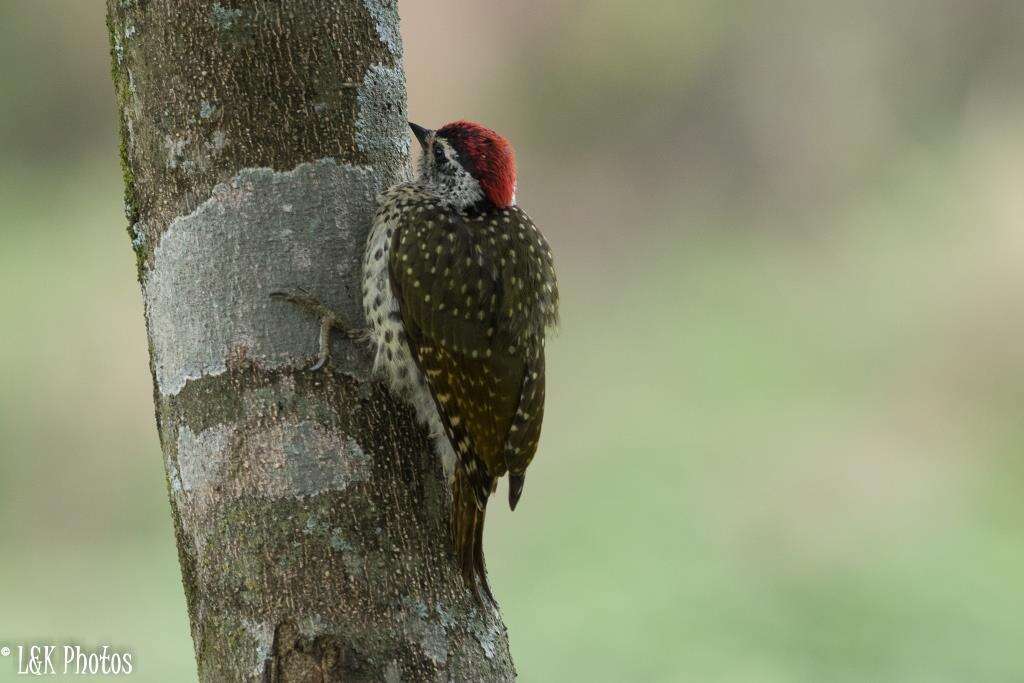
388, 204, 525, 505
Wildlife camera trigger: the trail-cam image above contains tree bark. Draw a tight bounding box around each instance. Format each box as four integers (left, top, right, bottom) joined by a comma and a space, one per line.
106, 2, 515, 680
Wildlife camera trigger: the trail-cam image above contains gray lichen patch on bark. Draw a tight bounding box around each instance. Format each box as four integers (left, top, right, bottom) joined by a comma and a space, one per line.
402, 599, 450, 667
362, 0, 404, 58
175, 420, 370, 501
239, 618, 275, 678
145, 159, 380, 396
356, 64, 413, 166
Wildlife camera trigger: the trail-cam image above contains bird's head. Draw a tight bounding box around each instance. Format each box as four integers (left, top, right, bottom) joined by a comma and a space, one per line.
410, 120, 517, 210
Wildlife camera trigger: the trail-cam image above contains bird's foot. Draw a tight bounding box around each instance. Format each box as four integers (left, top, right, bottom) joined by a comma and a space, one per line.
270, 288, 367, 371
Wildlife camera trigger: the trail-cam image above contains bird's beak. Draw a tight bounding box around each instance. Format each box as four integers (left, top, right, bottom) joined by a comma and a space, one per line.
409, 121, 432, 150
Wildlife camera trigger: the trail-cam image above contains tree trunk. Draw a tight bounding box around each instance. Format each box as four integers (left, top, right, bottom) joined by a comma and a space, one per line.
106, 2, 515, 679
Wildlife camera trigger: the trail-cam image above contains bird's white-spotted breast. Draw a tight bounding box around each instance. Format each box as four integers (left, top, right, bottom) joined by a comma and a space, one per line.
362, 182, 456, 474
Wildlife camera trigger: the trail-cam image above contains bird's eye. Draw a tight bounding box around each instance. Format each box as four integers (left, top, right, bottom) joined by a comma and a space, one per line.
433, 145, 445, 163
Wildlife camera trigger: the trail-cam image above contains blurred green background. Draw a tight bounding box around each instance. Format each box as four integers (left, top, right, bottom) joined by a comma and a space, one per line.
2, 1, 1024, 680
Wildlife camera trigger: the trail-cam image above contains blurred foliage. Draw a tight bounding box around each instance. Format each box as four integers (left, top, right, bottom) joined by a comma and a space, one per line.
2, 1, 1024, 681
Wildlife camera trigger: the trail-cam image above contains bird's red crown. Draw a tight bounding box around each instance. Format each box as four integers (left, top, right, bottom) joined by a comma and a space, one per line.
437, 120, 516, 208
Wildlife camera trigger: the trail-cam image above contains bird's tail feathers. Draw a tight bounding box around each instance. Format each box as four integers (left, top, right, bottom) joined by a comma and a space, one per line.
453, 467, 495, 606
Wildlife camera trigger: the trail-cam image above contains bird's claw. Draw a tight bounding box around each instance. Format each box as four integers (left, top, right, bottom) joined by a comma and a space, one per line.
271, 288, 353, 372
344, 327, 371, 342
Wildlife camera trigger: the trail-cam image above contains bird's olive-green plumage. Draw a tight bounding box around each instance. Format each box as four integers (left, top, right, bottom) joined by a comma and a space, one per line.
387, 195, 558, 600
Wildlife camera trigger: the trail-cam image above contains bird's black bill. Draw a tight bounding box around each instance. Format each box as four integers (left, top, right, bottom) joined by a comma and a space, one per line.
409, 121, 432, 149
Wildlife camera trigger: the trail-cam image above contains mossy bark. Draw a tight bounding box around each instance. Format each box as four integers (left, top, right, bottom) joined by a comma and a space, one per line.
106, 1, 515, 680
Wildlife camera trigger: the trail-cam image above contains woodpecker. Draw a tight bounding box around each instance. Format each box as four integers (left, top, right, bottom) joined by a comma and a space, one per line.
361, 120, 559, 603
273, 120, 558, 602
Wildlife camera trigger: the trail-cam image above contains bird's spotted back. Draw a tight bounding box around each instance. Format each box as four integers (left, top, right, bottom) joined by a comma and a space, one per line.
387, 194, 558, 498
390, 200, 557, 350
